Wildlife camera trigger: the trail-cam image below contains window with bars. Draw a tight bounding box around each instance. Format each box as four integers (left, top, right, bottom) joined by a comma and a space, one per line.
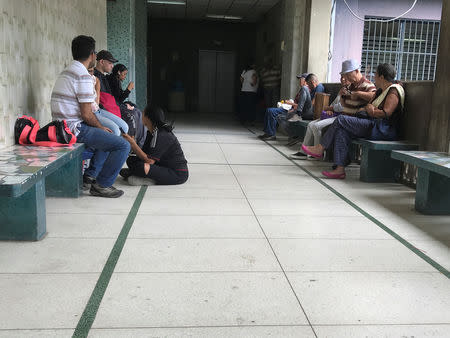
361, 16, 441, 81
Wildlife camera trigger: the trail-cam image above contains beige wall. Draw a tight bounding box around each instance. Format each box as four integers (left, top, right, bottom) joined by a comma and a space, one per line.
307, 0, 332, 83
0, 0, 107, 148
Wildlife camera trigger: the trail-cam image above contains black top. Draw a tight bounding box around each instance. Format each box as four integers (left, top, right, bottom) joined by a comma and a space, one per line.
94, 69, 112, 95
142, 129, 188, 170
106, 74, 130, 105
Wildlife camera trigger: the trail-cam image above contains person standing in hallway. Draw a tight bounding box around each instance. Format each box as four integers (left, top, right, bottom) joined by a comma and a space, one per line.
260, 58, 281, 108
238, 62, 259, 124
51, 35, 130, 198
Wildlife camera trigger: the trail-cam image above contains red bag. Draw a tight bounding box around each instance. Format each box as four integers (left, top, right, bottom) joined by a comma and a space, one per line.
14, 115, 76, 146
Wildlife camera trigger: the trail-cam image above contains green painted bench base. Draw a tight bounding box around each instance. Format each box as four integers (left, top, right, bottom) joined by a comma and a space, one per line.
0, 145, 84, 241
354, 140, 419, 183
285, 120, 311, 140
416, 168, 450, 215
0, 180, 47, 241
391, 151, 450, 215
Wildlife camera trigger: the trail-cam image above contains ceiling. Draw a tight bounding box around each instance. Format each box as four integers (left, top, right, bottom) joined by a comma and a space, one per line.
147, 0, 281, 22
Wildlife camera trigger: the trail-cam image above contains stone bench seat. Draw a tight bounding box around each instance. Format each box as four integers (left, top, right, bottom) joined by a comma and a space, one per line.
352, 139, 419, 182
391, 150, 450, 215
0, 144, 85, 240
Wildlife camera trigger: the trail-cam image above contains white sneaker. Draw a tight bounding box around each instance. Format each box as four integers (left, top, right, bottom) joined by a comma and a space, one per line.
287, 114, 302, 122
127, 175, 156, 186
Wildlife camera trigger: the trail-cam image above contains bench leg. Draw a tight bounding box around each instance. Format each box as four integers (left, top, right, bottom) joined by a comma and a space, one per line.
415, 168, 450, 215
360, 148, 401, 183
46, 153, 82, 197
0, 180, 46, 241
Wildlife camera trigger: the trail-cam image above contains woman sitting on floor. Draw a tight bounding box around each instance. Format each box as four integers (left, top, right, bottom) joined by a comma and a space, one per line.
120, 106, 188, 185
301, 63, 405, 179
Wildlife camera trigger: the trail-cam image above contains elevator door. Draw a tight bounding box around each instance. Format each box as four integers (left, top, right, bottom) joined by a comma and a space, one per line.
198, 50, 235, 113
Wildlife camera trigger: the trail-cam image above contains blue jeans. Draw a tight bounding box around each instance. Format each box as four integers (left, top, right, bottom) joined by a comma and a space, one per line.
77, 123, 130, 187
95, 109, 129, 136
264, 107, 286, 136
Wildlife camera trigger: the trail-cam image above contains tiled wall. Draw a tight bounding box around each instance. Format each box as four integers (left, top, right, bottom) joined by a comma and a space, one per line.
0, 0, 107, 148
107, 0, 147, 109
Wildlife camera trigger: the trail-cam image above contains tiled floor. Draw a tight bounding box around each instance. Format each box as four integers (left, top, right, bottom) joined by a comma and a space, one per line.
0, 114, 449, 337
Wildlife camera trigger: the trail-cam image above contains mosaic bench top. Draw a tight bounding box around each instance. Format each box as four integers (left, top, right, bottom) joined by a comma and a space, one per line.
0, 144, 84, 197
391, 150, 450, 178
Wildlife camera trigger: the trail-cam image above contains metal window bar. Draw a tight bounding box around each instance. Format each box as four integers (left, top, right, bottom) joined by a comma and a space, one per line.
361, 16, 440, 81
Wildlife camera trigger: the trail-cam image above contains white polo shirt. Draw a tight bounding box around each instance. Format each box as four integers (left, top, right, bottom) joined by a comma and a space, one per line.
51, 61, 94, 135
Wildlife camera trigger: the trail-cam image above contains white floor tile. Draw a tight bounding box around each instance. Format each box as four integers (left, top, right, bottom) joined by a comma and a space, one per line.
287, 272, 450, 325
249, 199, 360, 216
46, 195, 136, 215
0, 238, 114, 273
182, 143, 227, 164
220, 143, 294, 165
314, 324, 450, 338
259, 215, 390, 239
89, 326, 315, 337
0, 274, 98, 329
138, 197, 253, 215
0, 330, 74, 337
129, 215, 263, 238
46, 214, 127, 238
409, 240, 450, 270
272, 239, 434, 272
93, 272, 308, 328
115, 238, 279, 272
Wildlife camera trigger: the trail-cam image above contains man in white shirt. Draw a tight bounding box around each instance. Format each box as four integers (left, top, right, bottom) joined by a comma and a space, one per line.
51, 35, 130, 198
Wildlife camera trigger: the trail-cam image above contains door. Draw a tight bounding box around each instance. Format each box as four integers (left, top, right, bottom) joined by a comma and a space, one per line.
198, 50, 236, 113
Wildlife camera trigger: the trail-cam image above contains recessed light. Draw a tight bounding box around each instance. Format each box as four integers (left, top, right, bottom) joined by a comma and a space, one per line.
206, 14, 243, 20
147, 0, 186, 5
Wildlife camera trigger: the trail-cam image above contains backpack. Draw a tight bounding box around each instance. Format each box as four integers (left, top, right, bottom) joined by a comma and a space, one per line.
14, 115, 77, 146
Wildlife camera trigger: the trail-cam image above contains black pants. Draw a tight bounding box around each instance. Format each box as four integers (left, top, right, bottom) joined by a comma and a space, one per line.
238, 92, 257, 123
127, 156, 188, 185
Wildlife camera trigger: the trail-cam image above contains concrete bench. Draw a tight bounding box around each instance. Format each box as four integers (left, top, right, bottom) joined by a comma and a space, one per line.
352, 139, 419, 182
0, 144, 85, 240
391, 151, 450, 215
285, 120, 311, 140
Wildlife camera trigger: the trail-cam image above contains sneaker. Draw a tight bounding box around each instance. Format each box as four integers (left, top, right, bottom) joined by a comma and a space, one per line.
90, 183, 124, 198
262, 135, 276, 141
257, 133, 271, 139
290, 151, 307, 159
127, 175, 156, 186
83, 175, 95, 191
287, 114, 302, 122
119, 168, 131, 179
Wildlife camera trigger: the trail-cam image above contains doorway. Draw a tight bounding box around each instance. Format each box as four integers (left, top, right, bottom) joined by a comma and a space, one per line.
198, 50, 236, 113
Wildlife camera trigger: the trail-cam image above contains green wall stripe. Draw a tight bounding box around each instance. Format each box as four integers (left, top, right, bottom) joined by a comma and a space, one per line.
72, 186, 148, 338
259, 135, 450, 279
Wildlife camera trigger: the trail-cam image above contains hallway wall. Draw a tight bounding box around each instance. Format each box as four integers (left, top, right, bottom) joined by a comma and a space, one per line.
0, 0, 107, 148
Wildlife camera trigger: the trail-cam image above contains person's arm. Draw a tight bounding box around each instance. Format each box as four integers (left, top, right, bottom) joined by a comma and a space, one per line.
350, 90, 376, 102
295, 88, 308, 114
94, 78, 100, 105
122, 133, 155, 164
251, 73, 258, 87
80, 103, 112, 133
366, 89, 400, 118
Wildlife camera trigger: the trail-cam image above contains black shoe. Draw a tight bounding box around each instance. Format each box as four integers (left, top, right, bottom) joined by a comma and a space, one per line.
263, 135, 276, 141
90, 183, 124, 198
119, 168, 131, 179
83, 175, 95, 191
290, 151, 307, 159
258, 133, 270, 139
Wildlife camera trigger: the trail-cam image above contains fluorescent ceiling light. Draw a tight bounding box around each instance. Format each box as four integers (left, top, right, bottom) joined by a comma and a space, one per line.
206, 14, 243, 20
147, 0, 186, 5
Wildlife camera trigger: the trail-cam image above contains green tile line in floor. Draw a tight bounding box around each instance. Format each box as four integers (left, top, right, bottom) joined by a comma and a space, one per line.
72, 186, 148, 338
252, 131, 450, 279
